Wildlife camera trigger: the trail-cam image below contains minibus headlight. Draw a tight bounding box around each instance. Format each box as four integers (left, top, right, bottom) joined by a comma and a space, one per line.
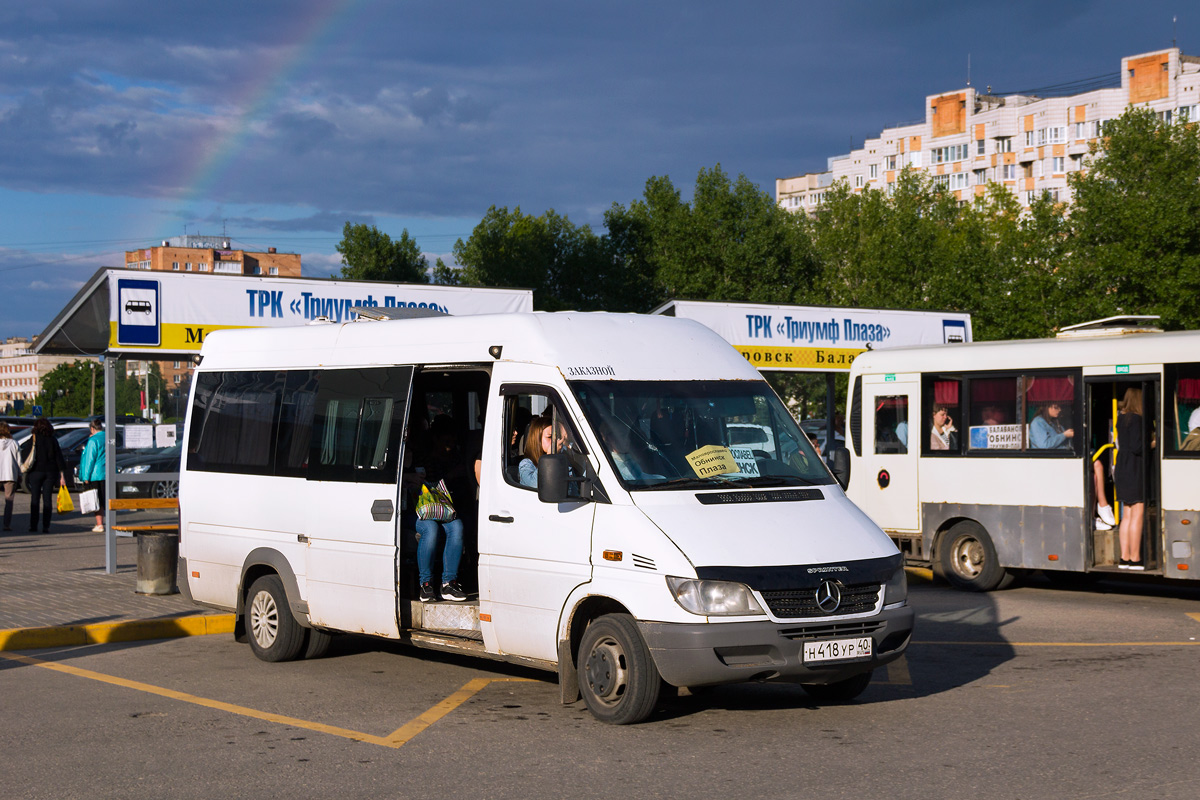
666, 577, 765, 617
883, 568, 908, 607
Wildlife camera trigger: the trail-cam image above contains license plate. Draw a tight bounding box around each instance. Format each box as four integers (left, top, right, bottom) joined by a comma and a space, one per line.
803, 637, 872, 663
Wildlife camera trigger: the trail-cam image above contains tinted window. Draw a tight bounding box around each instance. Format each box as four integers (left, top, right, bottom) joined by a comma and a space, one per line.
187, 371, 284, 475
307, 367, 412, 484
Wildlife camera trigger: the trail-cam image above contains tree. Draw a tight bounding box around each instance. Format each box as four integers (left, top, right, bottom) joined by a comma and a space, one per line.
1064, 106, 1200, 329
335, 222, 429, 283
634, 166, 819, 306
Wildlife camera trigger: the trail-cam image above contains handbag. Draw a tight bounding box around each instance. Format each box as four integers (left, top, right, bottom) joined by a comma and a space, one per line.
57, 485, 75, 514
20, 436, 35, 473
415, 479, 456, 521
79, 488, 100, 515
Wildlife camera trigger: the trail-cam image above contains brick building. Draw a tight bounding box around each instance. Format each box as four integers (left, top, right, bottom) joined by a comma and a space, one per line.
123, 235, 302, 411
778, 48, 1200, 212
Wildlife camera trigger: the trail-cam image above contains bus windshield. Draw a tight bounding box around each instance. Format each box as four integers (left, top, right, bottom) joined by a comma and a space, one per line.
570, 379, 832, 490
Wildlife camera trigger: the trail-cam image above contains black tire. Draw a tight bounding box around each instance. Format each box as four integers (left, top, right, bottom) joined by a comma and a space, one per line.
302, 627, 333, 659
800, 669, 873, 703
577, 613, 661, 725
245, 575, 305, 662
938, 521, 1010, 592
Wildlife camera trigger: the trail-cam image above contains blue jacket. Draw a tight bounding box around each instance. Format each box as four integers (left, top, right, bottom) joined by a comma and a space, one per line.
78, 430, 106, 482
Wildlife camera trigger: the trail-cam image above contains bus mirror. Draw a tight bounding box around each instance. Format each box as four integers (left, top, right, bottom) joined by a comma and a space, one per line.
538, 452, 603, 504
828, 446, 851, 489
538, 454, 571, 503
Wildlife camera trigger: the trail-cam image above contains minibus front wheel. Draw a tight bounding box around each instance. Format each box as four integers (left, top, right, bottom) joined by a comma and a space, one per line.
246, 575, 305, 662
577, 613, 661, 725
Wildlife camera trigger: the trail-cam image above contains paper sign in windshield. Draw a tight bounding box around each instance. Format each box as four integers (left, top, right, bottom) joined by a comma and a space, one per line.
686, 445, 740, 478
729, 447, 761, 477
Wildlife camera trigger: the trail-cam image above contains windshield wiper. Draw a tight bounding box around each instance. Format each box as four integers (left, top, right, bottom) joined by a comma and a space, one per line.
639, 476, 756, 491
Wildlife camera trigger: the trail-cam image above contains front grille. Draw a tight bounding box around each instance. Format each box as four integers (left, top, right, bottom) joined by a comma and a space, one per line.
779, 621, 884, 641
760, 582, 880, 619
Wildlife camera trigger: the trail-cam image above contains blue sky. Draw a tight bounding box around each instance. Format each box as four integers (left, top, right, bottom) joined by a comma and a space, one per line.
0, 0, 1194, 340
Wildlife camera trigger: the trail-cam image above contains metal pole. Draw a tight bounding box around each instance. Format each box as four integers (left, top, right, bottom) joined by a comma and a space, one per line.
104, 357, 116, 574
825, 372, 836, 454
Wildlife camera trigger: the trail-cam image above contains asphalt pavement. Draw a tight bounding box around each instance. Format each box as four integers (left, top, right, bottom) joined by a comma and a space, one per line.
0, 488, 231, 650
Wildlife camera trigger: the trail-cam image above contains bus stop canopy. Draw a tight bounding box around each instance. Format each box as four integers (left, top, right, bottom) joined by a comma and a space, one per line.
33, 268, 534, 573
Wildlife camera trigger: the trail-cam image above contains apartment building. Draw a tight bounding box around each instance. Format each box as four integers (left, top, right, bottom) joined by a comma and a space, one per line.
0, 336, 95, 414
778, 48, 1200, 213
123, 234, 303, 406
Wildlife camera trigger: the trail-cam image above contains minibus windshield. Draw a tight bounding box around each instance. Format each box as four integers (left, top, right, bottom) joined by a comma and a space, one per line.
570, 380, 833, 490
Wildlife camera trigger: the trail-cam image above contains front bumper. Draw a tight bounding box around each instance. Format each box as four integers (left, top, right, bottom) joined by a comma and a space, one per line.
639, 604, 914, 688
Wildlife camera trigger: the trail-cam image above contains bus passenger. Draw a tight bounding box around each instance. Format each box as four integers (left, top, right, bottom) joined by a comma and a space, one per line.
930, 404, 957, 450
1115, 387, 1148, 570
1030, 402, 1075, 449
1182, 407, 1200, 452
415, 415, 469, 602
519, 414, 568, 488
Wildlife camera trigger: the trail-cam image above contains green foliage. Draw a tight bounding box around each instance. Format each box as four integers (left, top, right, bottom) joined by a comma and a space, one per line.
34, 359, 163, 418
1064, 106, 1200, 329
335, 222, 429, 283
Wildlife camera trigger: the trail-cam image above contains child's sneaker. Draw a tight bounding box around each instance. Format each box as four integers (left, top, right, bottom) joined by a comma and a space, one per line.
441, 580, 468, 602
419, 582, 438, 602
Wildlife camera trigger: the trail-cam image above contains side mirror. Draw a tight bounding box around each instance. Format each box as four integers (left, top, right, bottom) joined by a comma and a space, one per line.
537, 453, 571, 503
537, 452, 607, 504
828, 446, 851, 490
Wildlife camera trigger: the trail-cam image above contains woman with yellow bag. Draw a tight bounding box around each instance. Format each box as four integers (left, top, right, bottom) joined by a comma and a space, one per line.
24, 417, 69, 533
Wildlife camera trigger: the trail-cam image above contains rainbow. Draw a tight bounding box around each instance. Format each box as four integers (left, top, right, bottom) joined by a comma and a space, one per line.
171, 0, 365, 227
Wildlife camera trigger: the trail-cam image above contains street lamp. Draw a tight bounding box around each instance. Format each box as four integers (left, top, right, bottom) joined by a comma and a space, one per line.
49, 388, 64, 417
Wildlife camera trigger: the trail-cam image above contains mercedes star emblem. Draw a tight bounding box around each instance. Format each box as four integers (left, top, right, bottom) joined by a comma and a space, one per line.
815, 580, 842, 613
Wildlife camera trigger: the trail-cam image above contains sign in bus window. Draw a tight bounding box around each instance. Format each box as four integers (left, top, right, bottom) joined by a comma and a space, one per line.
874, 395, 908, 454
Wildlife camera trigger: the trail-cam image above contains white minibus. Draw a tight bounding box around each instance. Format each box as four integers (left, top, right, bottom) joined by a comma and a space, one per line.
842, 319, 1200, 591
179, 311, 912, 724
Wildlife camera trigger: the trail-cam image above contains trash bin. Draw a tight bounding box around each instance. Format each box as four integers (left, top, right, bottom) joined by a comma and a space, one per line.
135, 531, 179, 595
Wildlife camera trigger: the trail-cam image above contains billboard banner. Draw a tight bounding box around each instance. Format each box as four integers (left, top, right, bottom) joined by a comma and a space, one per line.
106, 271, 533, 354
655, 300, 972, 373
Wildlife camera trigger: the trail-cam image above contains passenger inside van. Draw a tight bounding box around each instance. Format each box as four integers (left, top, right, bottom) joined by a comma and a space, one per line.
412, 414, 472, 602
519, 414, 570, 488
1030, 402, 1075, 449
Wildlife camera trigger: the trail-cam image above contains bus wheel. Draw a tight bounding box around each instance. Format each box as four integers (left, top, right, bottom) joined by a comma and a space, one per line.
577, 614, 661, 725
939, 521, 1010, 592
801, 669, 873, 703
246, 575, 305, 662
302, 627, 333, 659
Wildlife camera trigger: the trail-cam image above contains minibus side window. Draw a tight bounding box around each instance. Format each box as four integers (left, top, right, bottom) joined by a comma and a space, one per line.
874, 395, 908, 454
966, 377, 1021, 452
274, 371, 319, 477
1022, 372, 1079, 455
186, 370, 284, 475
922, 377, 962, 455
307, 367, 413, 484
1165, 362, 1200, 457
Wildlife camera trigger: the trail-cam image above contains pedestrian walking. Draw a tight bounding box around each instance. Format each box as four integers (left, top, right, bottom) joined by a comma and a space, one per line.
25, 417, 69, 533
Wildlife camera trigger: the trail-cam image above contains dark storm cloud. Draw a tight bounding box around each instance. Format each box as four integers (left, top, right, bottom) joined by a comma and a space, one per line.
0, 0, 1190, 227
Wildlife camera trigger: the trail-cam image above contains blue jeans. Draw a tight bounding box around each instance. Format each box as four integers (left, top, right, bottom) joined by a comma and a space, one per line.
416, 517, 463, 586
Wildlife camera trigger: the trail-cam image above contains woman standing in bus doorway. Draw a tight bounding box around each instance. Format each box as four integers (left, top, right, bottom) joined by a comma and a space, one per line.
1115, 387, 1148, 570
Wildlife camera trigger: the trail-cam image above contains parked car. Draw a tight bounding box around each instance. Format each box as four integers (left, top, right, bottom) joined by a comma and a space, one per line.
725, 422, 777, 456
115, 445, 181, 499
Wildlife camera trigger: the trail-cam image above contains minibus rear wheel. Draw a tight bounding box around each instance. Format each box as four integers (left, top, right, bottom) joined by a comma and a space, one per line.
246, 575, 305, 662
577, 613, 661, 725
939, 521, 1012, 592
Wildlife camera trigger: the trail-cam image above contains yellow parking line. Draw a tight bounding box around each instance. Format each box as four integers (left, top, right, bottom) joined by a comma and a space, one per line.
1187, 612, 1200, 624
913, 640, 1200, 647
0, 651, 530, 748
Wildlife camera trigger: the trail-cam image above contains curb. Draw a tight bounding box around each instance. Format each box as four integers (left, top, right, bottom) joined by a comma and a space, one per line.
0, 614, 236, 652
905, 566, 934, 584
